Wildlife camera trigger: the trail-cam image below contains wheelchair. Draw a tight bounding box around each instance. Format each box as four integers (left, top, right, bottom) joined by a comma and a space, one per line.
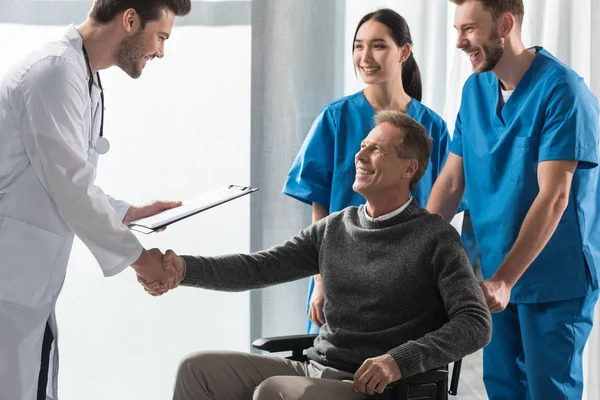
252, 333, 462, 400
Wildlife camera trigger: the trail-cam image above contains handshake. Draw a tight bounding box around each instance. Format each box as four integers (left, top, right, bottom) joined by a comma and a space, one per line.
131, 248, 185, 296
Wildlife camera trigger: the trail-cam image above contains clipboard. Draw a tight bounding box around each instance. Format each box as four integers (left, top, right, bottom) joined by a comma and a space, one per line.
128, 185, 258, 234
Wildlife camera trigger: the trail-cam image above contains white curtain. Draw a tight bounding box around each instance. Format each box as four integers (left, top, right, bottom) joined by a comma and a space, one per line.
249, 0, 346, 340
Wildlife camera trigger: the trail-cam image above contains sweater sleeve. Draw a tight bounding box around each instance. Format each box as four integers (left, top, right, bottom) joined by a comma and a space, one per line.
179, 224, 322, 292
386, 229, 492, 377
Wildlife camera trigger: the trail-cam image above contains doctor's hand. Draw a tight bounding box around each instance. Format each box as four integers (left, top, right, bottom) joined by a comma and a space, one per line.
353, 354, 401, 396
137, 249, 185, 296
480, 278, 512, 313
123, 200, 183, 230
308, 281, 325, 328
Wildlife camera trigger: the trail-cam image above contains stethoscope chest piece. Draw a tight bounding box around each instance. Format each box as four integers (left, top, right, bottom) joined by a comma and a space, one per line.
94, 136, 110, 155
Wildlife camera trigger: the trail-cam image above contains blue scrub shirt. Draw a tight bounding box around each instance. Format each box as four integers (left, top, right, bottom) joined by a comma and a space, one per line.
450, 47, 600, 303
283, 91, 450, 212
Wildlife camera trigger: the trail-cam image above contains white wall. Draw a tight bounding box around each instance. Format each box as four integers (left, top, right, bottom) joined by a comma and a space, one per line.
0, 23, 252, 400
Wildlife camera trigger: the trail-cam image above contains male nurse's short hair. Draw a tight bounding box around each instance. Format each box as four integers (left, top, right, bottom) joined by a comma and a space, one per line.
449, 0, 525, 27
374, 110, 432, 190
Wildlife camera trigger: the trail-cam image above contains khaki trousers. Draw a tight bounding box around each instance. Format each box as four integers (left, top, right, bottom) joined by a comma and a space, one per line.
172, 350, 368, 400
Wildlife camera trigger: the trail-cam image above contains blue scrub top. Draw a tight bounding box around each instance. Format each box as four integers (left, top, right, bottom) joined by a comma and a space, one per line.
283, 91, 450, 213
450, 47, 600, 303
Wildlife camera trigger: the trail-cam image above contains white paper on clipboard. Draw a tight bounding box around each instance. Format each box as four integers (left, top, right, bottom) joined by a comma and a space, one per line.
128, 185, 258, 234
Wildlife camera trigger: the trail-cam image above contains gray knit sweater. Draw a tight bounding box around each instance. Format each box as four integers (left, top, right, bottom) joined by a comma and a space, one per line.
181, 201, 491, 377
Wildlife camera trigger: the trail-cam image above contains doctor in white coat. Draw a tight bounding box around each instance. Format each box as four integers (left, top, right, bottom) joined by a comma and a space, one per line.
0, 0, 192, 399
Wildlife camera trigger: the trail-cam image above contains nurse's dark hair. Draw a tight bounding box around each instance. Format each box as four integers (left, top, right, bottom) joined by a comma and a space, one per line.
89, 0, 191, 27
449, 0, 524, 26
374, 110, 432, 190
353, 9, 422, 102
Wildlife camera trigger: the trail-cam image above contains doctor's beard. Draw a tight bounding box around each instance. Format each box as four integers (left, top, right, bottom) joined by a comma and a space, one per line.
115, 30, 146, 79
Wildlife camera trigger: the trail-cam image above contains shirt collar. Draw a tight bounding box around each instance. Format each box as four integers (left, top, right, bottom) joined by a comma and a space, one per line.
363, 196, 413, 222
64, 24, 85, 49
63, 24, 88, 76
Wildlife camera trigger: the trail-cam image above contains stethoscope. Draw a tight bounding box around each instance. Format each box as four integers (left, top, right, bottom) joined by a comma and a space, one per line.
82, 44, 110, 155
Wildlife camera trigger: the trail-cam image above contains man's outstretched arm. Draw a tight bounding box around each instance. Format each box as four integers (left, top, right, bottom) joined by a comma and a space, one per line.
140, 227, 322, 295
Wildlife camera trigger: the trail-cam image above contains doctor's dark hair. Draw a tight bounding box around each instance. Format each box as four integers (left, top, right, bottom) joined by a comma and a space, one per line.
353, 9, 422, 102
374, 110, 432, 190
90, 0, 191, 28
449, 0, 524, 26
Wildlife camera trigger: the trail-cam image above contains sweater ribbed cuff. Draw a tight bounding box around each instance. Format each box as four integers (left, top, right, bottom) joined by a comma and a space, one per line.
387, 342, 424, 378
180, 255, 205, 286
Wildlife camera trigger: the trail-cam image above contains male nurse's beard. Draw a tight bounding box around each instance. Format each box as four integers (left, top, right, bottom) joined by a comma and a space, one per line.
115, 31, 145, 79
477, 30, 504, 73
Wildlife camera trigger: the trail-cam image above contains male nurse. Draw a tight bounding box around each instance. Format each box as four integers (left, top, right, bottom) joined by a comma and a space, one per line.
426, 0, 600, 399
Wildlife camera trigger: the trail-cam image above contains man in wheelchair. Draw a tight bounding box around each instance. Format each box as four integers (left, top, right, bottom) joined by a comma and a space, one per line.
141, 110, 492, 399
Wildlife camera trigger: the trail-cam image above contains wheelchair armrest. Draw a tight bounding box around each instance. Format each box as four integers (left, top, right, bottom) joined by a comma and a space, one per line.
368, 368, 449, 400
449, 358, 462, 395
393, 368, 448, 386
252, 334, 318, 353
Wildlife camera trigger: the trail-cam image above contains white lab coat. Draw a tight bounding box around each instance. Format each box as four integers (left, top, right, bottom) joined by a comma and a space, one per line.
0, 26, 143, 400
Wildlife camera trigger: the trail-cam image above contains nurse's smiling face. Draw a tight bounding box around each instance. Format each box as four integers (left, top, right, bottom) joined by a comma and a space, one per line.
353, 123, 415, 196
353, 20, 407, 85
115, 8, 175, 79
454, 1, 504, 73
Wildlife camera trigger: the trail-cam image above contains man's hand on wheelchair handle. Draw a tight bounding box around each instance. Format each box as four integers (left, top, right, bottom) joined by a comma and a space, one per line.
353, 354, 401, 395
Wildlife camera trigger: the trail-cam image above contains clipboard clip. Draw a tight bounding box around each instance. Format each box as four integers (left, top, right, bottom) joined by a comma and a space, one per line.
228, 184, 250, 191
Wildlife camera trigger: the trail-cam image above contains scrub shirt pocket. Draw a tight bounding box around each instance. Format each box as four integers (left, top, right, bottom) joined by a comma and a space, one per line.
509, 136, 538, 182
0, 217, 64, 308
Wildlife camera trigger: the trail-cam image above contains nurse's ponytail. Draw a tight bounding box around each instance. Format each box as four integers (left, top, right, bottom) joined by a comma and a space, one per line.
401, 52, 422, 102
353, 8, 423, 102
